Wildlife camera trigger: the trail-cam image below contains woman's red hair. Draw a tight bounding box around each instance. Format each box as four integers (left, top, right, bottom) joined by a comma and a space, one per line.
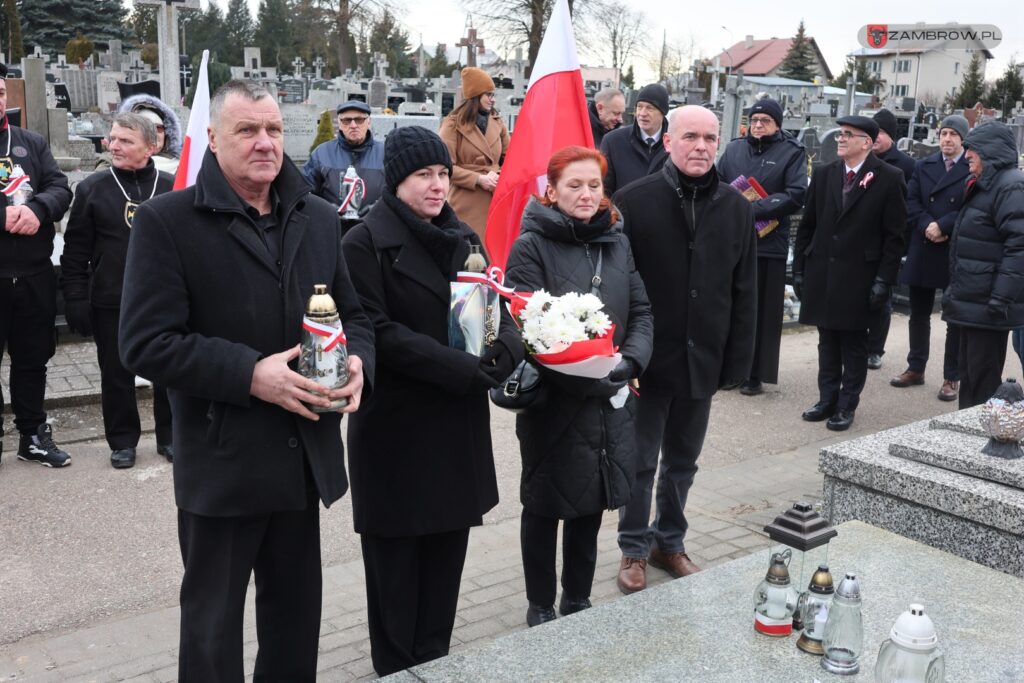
539, 145, 618, 222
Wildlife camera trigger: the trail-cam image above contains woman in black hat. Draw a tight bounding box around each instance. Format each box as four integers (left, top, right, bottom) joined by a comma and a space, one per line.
341, 125, 522, 677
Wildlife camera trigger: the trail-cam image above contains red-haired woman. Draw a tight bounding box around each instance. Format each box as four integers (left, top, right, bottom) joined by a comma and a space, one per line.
505, 146, 653, 626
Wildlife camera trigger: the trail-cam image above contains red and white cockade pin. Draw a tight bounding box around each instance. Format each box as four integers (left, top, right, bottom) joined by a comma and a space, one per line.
859, 171, 874, 189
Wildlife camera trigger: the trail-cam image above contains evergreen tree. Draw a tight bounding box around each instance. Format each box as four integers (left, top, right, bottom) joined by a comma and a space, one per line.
19, 0, 128, 53
368, 10, 413, 79
776, 20, 817, 82
125, 4, 157, 47
988, 58, 1023, 118
254, 0, 291, 68
1, 0, 24, 61
426, 44, 453, 78
621, 64, 635, 89
948, 52, 986, 109
311, 110, 334, 153
66, 33, 95, 65
223, 0, 255, 67
185, 2, 227, 63
831, 56, 884, 95
184, 58, 231, 107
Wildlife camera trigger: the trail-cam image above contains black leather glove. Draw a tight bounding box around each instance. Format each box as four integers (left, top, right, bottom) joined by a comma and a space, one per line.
792, 273, 803, 300
479, 340, 517, 384
64, 299, 92, 337
607, 358, 637, 383
868, 278, 890, 310
585, 377, 627, 398
988, 300, 1009, 322
471, 368, 500, 391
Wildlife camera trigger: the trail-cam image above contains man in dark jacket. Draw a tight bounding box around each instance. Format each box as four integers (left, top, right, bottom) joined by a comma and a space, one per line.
717, 97, 807, 395
942, 122, 1024, 408
865, 108, 917, 370
890, 115, 971, 402
588, 87, 625, 148
613, 105, 756, 594
302, 100, 385, 233
61, 112, 174, 469
0, 64, 74, 468
119, 81, 375, 680
600, 83, 670, 194
794, 116, 906, 431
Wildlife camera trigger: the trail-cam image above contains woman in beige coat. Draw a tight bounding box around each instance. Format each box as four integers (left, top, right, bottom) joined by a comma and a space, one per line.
439, 67, 510, 239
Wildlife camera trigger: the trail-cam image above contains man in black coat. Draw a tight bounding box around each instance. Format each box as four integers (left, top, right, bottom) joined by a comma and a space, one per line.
794, 116, 906, 431
600, 83, 670, 195
865, 108, 917, 370
588, 87, 625, 148
890, 115, 971, 402
0, 64, 74, 468
119, 81, 374, 681
613, 105, 756, 594
942, 122, 1024, 408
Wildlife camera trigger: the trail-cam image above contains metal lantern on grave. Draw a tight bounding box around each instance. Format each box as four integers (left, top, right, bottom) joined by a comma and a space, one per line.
763, 502, 838, 631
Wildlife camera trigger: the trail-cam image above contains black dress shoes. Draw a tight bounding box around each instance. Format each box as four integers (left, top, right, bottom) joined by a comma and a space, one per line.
867, 354, 883, 370
110, 447, 137, 469
526, 603, 557, 627
801, 402, 836, 422
826, 409, 855, 431
157, 443, 174, 462
558, 594, 592, 617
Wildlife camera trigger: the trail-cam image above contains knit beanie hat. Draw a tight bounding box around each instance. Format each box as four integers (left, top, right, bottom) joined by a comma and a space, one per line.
749, 98, 783, 127
461, 67, 496, 100
384, 126, 453, 192
939, 114, 969, 141
873, 109, 898, 140
636, 84, 669, 115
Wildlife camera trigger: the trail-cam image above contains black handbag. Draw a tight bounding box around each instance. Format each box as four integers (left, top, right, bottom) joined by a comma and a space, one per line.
489, 360, 544, 413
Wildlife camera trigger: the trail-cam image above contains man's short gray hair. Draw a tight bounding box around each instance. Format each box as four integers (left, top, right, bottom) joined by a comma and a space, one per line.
210, 80, 274, 127
595, 87, 624, 105
112, 112, 158, 147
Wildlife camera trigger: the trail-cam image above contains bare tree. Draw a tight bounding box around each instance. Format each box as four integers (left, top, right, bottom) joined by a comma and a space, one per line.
600, 0, 644, 75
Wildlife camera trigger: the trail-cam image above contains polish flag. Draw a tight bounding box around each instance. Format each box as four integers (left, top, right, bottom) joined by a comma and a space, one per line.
483, 0, 593, 269
173, 50, 210, 190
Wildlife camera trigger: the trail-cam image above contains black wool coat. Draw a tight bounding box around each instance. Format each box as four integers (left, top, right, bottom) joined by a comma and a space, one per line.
794, 154, 907, 331
505, 199, 653, 519
900, 152, 970, 290
341, 196, 524, 537
119, 150, 376, 517
614, 162, 757, 398
877, 144, 917, 180
600, 120, 669, 196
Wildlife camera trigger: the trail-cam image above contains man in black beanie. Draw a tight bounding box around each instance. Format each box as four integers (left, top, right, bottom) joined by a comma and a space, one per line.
600, 83, 670, 194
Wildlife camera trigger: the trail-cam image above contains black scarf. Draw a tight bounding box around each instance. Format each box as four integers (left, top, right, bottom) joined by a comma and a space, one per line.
565, 207, 613, 242
382, 191, 469, 277
475, 109, 491, 137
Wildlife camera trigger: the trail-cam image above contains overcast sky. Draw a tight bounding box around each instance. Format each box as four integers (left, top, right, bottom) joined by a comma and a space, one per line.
227, 0, 1021, 83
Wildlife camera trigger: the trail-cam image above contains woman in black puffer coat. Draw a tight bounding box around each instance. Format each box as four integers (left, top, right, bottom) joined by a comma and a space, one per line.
505, 146, 653, 627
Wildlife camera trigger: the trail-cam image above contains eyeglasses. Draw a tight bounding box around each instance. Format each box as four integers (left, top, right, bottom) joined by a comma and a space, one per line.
837, 130, 869, 140
750, 116, 774, 126
481, 92, 496, 99
339, 116, 369, 126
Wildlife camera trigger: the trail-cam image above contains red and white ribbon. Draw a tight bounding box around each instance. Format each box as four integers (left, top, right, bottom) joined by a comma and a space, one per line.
1, 174, 30, 197
338, 177, 365, 215
456, 265, 529, 302
302, 317, 347, 351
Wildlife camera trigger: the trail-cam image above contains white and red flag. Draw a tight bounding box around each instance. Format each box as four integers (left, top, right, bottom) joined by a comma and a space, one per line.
483, 0, 593, 269
173, 50, 210, 190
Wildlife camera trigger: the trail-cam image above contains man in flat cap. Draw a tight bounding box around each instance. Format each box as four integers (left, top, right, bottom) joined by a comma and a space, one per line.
600, 84, 670, 194
303, 100, 384, 233
793, 115, 906, 430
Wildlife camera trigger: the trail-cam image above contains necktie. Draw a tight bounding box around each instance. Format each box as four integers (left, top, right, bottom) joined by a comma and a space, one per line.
945, 158, 954, 172
646, 137, 655, 148
844, 170, 856, 188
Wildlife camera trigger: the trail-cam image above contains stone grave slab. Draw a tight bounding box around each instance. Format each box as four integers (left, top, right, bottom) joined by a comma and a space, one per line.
888, 426, 1024, 490
280, 103, 320, 161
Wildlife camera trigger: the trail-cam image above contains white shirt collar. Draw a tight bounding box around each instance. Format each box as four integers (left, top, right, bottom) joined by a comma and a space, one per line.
845, 160, 865, 175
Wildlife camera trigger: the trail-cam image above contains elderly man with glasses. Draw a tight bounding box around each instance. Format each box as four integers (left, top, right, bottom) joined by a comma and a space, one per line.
792, 116, 906, 431
717, 97, 807, 396
303, 100, 385, 233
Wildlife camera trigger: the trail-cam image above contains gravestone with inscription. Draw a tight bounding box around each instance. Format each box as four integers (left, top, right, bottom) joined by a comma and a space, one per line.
97, 71, 127, 112
280, 102, 320, 161
818, 128, 840, 165
279, 78, 305, 104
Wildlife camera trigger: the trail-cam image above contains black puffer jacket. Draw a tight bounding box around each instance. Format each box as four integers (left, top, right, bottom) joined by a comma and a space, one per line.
505, 199, 653, 519
942, 123, 1024, 330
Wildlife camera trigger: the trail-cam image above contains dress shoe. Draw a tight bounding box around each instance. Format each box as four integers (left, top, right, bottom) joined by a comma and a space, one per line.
558, 594, 592, 617
890, 369, 925, 387
826, 409, 855, 431
740, 379, 763, 396
617, 556, 647, 594
867, 354, 883, 370
938, 380, 959, 402
157, 443, 174, 462
110, 447, 137, 469
648, 547, 702, 578
801, 402, 836, 422
525, 603, 557, 627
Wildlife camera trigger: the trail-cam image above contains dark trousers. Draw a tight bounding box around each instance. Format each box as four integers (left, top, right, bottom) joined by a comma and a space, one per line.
177, 490, 322, 682
617, 392, 713, 558
906, 286, 959, 380
816, 327, 869, 411
867, 299, 892, 356
520, 508, 603, 606
0, 269, 56, 438
360, 528, 470, 677
92, 307, 172, 450
958, 327, 1009, 409
749, 257, 785, 384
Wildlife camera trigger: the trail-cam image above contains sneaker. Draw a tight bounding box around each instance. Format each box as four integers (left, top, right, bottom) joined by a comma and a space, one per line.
18, 424, 72, 468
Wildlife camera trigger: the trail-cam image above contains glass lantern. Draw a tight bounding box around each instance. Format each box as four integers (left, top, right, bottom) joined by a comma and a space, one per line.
822, 572, 864, 675
796, 564, 835, 655
875, 604, 945, 683
753, 549, 800, 636
763, 501, 838, 630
